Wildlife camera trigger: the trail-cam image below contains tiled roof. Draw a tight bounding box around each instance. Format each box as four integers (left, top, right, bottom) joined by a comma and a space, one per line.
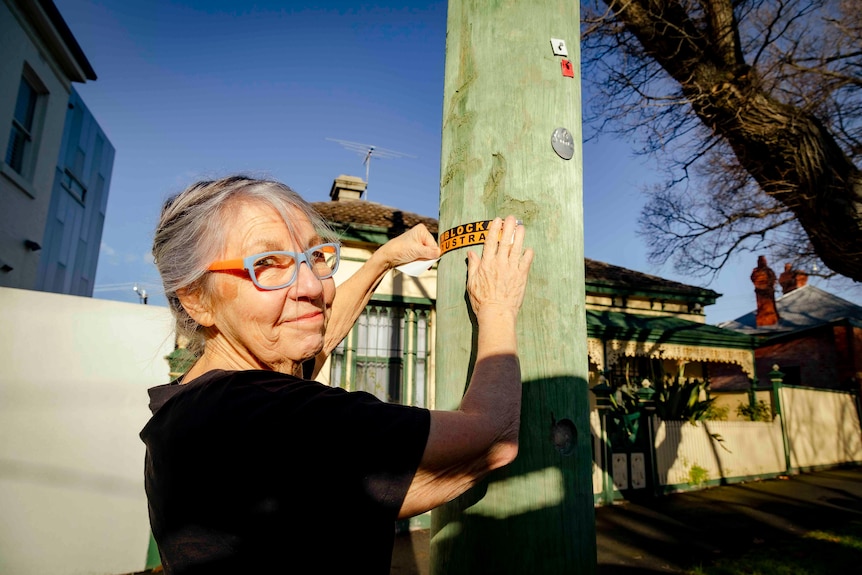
312, 199, 715, 299
311, 199, 438, 238
719, 284, 862, 337
584, 258, 717, 299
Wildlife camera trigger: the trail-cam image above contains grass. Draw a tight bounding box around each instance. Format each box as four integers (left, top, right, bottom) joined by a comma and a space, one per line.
688, 520, 862, 575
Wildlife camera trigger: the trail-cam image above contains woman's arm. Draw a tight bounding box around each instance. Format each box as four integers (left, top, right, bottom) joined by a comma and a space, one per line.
311, 224, 439, 377
399, 216, 533, 518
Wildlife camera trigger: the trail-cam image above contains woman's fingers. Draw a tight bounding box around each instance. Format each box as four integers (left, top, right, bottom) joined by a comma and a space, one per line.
467, 216, 533, 316
480, 217, 503, 260
482, 216, 524, 259
385, 224, 441, 266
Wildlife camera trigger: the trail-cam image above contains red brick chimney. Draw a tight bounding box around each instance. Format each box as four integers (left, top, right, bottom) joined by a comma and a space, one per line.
751, 256, 779, 326
778, 263, 808, 294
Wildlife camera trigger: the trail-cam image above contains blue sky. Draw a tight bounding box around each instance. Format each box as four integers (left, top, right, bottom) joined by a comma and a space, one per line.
54, 0, 860, 323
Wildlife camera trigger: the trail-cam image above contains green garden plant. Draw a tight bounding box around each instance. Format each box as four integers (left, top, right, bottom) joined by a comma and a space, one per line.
654, 377, 717, 423
737, 400, 773, 422
703, 403, 729, 421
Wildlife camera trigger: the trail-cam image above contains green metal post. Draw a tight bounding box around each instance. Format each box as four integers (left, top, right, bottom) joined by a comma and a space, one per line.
431, 1, 595, 573
403, 308, 415, 405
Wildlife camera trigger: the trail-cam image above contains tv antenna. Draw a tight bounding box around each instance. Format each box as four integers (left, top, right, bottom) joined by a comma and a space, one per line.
133, 283, 148, 305
326, 138, 415, 199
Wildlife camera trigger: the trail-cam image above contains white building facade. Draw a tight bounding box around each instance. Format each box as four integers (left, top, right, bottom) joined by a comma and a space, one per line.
1, 0, 102, 292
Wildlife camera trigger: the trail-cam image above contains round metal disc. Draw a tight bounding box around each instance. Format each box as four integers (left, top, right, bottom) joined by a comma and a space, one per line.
551, 127, 574, 160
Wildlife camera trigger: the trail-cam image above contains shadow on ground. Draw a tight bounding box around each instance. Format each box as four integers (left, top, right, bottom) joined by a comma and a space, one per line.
124, 468, 862, 574
391, 467, 862, 574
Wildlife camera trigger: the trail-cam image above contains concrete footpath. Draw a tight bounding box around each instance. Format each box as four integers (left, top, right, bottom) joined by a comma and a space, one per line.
391, 466, 862, 574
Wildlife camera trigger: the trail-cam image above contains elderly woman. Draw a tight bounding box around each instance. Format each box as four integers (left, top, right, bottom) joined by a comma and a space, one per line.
140, 175, 533, 574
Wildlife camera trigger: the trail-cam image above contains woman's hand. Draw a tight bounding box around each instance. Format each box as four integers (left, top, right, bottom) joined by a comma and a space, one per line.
378, 224, 440, 268
399, 215, 532, 518
466, 216, 533, 321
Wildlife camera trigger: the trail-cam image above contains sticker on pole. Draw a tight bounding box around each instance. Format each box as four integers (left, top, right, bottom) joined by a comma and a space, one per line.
438, 219, 522, 256
439, 220, 492, 255
550, 38, 568, 57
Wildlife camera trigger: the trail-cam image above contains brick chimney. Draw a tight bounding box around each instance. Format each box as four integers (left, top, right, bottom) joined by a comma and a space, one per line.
751, 256, 780, 327
778, 263, 808, 294
329, 175, 367, 202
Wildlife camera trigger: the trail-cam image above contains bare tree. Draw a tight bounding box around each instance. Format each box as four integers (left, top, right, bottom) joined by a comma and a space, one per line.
582, 0, 862, 282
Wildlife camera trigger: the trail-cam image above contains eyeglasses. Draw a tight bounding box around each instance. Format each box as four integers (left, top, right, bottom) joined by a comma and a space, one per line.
207, 243, 340, 290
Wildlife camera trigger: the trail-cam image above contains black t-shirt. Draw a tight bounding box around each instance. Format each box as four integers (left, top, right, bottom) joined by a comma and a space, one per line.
140, 369, 431, 574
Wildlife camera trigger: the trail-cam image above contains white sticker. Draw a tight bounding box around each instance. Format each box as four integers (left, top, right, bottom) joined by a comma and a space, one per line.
550, 38, 568, 57
395, 258, 439, 277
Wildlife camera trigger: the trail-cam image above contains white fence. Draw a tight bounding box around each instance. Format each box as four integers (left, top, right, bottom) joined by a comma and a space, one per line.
655, 418, 786, 487
782, 386, 862, 469
597, 385, 862, 496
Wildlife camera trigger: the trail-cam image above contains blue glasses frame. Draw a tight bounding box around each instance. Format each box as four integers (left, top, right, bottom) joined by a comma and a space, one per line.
207, 242, 340, 290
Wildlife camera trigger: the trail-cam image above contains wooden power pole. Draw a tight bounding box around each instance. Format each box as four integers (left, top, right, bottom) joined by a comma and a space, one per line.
431, 1, 595, 573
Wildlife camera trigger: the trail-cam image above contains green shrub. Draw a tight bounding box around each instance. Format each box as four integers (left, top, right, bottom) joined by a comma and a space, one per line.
654, 377, 717, 423
687, 463, 710, 487
703, 403, 729, 421
736, 400, 773, 422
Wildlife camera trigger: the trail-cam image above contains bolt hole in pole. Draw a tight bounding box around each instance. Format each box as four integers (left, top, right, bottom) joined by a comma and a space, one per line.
550, 413, 578, 456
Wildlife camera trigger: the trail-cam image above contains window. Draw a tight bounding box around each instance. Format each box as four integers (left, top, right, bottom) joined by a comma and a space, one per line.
60, 168, 87, 203
5, 71, 43, 177
607, 356, 665, 388
331, 304, 431, 406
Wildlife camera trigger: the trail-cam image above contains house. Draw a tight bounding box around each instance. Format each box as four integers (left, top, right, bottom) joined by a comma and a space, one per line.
312, 175, 439, 407
582, 259, 754, 396
719, 257, 862, 390
313, 175, 756, 407
1, 0, 114, 296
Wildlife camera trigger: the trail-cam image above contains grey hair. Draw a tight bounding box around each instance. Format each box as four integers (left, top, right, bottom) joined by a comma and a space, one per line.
152, 175, 335, 357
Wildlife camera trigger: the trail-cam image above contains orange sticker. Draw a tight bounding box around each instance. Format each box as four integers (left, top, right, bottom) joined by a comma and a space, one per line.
439, 220, 492, 256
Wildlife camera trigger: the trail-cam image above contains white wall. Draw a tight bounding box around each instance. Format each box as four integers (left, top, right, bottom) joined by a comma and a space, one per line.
0, 287, 174, 575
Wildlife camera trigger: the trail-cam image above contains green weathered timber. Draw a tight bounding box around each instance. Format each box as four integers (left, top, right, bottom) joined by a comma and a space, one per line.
431, 1, 595, 573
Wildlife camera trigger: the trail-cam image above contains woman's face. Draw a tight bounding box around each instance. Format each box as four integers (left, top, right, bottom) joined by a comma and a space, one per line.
203, 200, 335, 374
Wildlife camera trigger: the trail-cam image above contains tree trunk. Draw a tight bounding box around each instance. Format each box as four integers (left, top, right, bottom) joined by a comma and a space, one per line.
605, 0, 862, 281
